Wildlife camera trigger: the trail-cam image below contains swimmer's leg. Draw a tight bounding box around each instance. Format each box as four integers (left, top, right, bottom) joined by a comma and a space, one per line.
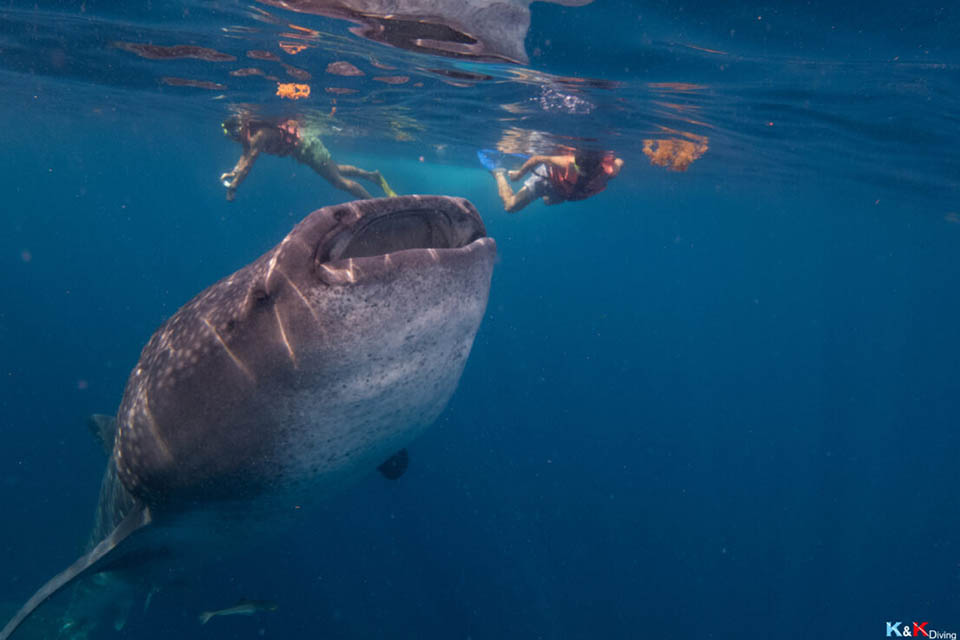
338, 165, 396, 197
297, 140, 376, 199
317, 162, 373, 199
493, 169, 537, 213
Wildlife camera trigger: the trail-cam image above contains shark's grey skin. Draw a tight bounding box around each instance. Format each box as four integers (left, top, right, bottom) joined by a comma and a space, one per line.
1, 195, 495, 640
258, 0, 593, 64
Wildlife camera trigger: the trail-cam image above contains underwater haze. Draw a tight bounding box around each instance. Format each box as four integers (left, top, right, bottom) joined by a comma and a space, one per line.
2, 0, 960, 638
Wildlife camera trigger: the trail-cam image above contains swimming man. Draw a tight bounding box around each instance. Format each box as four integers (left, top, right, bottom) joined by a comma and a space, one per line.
487, 149, 624, 213
220, 115, 396, 201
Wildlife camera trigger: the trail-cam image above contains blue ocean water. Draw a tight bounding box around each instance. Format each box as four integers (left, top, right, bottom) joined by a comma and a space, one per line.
1, 1, 959, 638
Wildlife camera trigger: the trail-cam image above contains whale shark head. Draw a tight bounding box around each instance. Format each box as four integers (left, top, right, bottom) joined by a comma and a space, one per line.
1, 195, 495, 640
115, 194, 495, 504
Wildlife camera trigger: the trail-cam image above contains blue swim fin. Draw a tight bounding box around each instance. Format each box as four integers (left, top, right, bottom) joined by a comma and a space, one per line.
477, 149, 502, 171
477, 149, 528, 171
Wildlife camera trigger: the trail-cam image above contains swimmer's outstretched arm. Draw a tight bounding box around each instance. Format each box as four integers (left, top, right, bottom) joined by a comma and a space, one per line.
508, 155, 573, 181
220, 131, 267, 201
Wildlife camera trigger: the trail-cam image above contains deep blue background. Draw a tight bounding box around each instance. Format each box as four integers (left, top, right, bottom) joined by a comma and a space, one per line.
2, 92, 960, 639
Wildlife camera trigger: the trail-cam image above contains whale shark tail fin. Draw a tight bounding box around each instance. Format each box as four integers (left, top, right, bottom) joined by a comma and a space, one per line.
0, 503, 152, 640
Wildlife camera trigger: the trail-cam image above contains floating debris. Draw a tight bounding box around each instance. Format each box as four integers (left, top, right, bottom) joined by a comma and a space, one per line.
276, 82, 310, 99
642, 133, 709, 171
278, 41, 311, 55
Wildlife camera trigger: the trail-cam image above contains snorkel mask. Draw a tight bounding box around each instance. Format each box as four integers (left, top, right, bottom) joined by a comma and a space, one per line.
221, 115, 242, 140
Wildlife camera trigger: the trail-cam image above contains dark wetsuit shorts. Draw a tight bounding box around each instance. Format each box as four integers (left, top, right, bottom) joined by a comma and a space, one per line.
522, 164, 563, 202
295, 130, 332, 168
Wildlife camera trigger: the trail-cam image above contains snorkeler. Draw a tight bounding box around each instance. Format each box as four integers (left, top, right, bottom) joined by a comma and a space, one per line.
481, 149, 624, 213
219, 115, 397, 201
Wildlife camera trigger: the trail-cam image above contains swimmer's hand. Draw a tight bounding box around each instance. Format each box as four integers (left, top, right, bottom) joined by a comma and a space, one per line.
220, 171, 237, 188
507, 169, 522, 181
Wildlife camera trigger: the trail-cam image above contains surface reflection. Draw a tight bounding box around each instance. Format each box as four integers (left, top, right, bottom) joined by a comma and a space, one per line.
114, 42, 236, 62
161, 77, 227, 90
256, 0, 593, 64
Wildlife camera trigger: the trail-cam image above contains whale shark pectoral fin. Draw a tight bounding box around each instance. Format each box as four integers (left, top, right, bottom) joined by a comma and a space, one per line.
0, 502, 152, 640
87, 414, 118, 455
377, 448, 409, 480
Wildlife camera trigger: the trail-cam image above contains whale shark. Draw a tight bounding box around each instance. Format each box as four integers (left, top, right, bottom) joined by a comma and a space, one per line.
0, 195, 496, 640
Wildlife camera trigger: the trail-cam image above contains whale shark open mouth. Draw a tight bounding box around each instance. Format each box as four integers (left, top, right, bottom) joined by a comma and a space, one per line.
317, 197, 488, 265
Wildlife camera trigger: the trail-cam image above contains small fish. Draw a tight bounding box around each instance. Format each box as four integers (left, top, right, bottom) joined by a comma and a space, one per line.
143, 585, 160, 612
198, 600, 278, 625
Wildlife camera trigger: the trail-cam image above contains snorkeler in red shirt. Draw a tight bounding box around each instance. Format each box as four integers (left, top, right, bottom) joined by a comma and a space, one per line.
219, 115, 396, 201
487, 149, 624, 213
